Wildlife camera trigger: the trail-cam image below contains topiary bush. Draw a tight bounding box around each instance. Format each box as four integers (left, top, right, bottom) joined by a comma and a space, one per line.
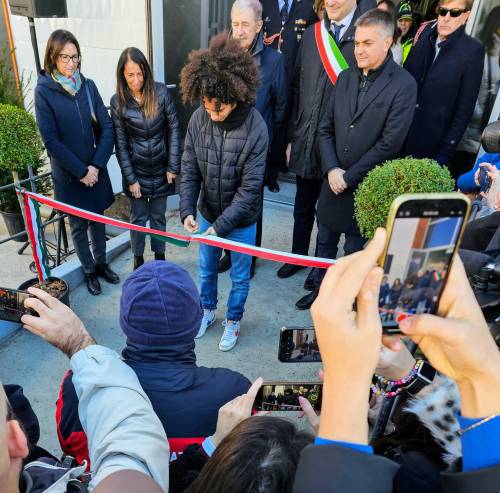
354, 158, 455, 239
0, 103, 47, 213
0, 103, 43, 173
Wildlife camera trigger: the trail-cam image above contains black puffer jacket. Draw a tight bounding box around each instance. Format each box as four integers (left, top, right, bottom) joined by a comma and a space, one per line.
110, 82, 181, 198
179, 106, 268, 238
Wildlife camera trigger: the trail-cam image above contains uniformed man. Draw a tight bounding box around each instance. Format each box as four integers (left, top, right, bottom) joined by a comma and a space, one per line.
261, 0, 318, 77
261, 0, 318, 191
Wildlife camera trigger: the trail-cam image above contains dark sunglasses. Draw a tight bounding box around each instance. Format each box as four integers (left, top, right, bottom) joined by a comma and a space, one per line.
438, 7, 468, 17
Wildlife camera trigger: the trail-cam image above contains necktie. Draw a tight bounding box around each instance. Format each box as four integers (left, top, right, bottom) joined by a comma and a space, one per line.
332, 23, 344, 44
280, 0, 289, 24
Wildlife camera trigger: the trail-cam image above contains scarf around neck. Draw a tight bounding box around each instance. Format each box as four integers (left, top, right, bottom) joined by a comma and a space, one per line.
51, 68, 82, 96
213, 103, 251, 131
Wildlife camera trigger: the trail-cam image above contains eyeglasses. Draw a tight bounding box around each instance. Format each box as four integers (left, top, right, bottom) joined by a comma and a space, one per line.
58, 54, 81, 64
438, 7, 467, 18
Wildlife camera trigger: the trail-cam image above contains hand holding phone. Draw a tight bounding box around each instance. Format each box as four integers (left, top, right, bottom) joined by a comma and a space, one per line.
213, 377, 263, 446
478, 167, 492, 194
310, 229, 386, 444
278, 327, 321, 363
397, 256, 500, 419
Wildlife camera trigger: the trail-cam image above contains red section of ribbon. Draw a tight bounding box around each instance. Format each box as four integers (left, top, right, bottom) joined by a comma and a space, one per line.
19, 190, 336, 269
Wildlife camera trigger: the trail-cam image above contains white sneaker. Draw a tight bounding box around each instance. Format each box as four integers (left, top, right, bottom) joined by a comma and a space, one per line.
219, 319, 240, 351
196, 309, 216, 339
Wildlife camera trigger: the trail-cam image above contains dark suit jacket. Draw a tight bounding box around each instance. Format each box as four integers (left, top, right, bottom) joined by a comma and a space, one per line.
317, 55, 417, 234
261, 0, 318, 79
403, 24, 484, 163
288, 0, 376, 179
293, 443, 500, 493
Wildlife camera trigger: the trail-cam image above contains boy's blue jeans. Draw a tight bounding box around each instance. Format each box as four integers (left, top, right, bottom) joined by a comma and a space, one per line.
198, 215, 256, 321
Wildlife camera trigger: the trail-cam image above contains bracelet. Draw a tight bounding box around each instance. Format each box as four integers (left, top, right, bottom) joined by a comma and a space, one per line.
371, 360, 425, 399
458, 413, 500, 436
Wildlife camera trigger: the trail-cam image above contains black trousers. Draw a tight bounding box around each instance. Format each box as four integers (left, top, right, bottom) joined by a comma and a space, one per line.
267, 126, 287, 184
313, 221, 366, 288
292, 175, 323, 255
461, 212, 500, 252
129, 196, 167, 256
68, 213, 106, 274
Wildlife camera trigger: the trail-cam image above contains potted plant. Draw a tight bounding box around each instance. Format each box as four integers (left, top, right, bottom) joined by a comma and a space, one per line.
0, 103, 44, 240
354, 157, 455, 239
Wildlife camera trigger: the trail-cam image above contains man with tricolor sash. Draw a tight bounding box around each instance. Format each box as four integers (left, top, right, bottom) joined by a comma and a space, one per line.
297, 8, 417, 308
276, 0, 375, 292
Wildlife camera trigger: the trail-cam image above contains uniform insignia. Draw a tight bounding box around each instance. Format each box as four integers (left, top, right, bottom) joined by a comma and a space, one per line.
295, 19, 307, 24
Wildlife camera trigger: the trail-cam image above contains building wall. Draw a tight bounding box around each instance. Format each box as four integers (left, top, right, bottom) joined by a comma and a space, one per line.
9, 0, 147, 106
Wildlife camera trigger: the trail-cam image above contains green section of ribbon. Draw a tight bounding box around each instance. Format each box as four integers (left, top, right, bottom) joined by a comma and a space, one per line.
149, 233, 190, 248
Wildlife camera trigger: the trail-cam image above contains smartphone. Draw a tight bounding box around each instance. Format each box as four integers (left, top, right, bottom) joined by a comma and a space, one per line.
278, 327, 321, 363
378, 193, 470, 334
0, 287, 35, 323
254, 382, 323, 412
478, 167, 492, 193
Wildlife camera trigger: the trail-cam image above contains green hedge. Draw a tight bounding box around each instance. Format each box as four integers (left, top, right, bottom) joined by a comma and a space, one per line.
0, 103, 43, 173
354, 158, 455, 239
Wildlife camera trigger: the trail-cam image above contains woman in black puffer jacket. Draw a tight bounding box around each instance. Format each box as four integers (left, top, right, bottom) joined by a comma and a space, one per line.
111, 47, 181, 270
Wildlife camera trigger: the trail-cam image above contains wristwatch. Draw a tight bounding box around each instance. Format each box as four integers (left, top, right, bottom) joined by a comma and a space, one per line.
404, 361, 436, 395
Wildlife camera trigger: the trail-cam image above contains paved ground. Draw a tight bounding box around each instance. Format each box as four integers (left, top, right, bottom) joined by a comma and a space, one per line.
0, 180, 335, 456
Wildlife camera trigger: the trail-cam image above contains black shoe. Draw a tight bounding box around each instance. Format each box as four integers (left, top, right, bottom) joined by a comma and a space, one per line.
267, 182, 280, 193
133, 256, 144, 271
218, 254, 232, 273
304, 269, 316, 291
95, 263, 120, 284
277, 263, 306, 278
295, 289, 319, 310
85, 273, 101, 296
154, 253, 166, 261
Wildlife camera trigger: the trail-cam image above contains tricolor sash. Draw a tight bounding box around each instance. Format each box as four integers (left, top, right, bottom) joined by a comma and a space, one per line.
314, 21, 349, 85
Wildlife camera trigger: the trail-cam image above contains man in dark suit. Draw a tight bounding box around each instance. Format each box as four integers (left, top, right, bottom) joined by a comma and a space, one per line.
276, 0, 375, 285
296, 8, 417, 308
261, 0, 318, 191
402, 0, 484, 181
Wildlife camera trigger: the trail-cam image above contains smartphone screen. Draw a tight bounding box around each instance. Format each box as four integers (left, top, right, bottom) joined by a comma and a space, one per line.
278, 327, 321, 363
0, 287, 33, 323
254, 382, 322, 412
380, 197, 468, 334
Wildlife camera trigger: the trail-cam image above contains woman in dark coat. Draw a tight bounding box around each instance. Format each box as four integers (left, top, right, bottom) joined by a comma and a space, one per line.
110, 47, 181, 270
35, 29, 119, 296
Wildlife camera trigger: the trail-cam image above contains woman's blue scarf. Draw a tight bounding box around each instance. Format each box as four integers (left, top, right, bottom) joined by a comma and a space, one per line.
51, 68, 82, 96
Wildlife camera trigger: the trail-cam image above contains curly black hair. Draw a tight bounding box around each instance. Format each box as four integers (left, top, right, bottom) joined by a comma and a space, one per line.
180, 32, 259, 108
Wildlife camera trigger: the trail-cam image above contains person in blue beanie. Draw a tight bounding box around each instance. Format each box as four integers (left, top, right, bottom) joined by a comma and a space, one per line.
55, 261, 251, 464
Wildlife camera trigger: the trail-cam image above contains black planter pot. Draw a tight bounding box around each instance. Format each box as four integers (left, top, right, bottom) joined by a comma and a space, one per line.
18, 276, 70, 307
1, 210, 28, 242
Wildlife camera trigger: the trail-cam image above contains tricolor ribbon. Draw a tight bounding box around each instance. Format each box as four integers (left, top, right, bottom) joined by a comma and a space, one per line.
314, 20, 349, 85
23, 192, 51, 282
17, 190, 337, 269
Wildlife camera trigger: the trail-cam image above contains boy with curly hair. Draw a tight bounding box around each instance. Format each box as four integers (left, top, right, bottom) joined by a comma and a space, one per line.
179, 33, 269, 351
